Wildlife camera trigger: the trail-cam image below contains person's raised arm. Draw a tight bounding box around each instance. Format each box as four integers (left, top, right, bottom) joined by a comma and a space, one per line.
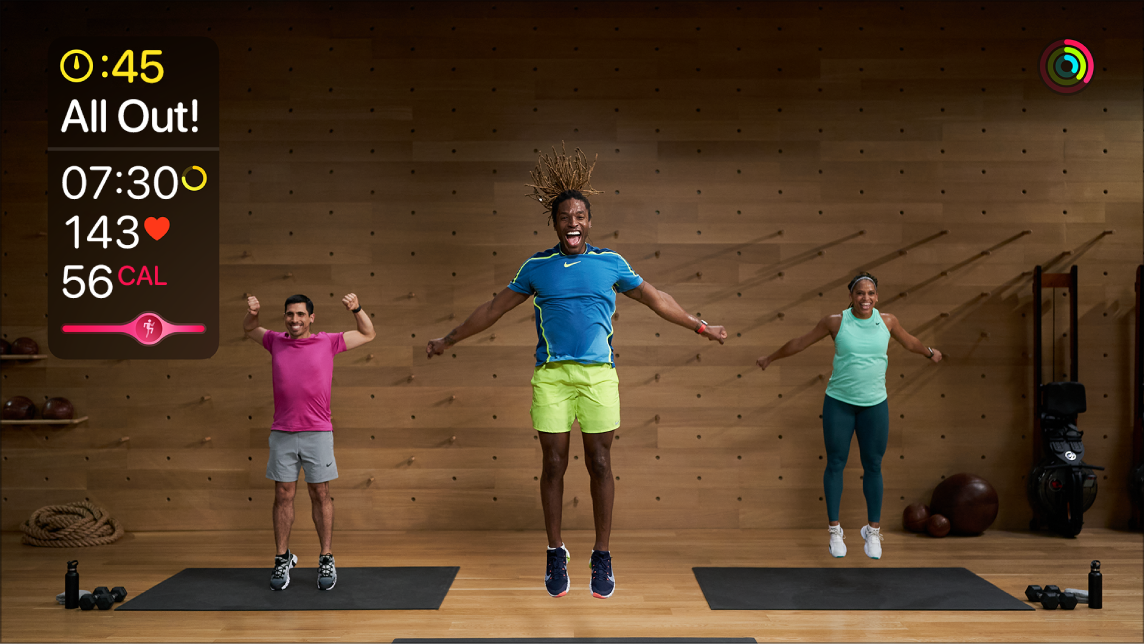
243, 295, 269, 344
426, 287, 530, 358
340, 293, 376, 350
621, 280, 727, 344
884, 313, 942, 363
756, 316, 833, 370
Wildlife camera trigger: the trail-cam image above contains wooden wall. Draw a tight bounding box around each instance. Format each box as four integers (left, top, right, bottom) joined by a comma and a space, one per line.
2, 2, 1141, 533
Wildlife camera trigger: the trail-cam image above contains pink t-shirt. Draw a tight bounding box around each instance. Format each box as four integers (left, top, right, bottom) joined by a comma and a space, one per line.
262, 331, 347, 432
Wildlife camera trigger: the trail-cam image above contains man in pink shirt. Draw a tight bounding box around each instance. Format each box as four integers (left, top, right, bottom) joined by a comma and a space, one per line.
244, 292, 375, 591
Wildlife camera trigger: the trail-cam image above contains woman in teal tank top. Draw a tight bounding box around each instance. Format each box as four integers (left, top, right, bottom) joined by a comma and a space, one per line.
756, 273, 943, 560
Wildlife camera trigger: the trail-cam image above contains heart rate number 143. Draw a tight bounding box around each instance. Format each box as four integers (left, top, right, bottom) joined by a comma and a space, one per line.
65, 214, 170, 248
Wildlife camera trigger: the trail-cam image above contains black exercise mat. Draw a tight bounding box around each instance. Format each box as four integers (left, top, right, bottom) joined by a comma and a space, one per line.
116, 567, 458, 611
394, 640, 757, 643
692, 567, 1032, 611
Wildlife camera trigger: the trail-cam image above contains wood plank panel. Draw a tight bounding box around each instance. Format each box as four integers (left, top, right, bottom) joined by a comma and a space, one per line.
2, 1, 1140, 533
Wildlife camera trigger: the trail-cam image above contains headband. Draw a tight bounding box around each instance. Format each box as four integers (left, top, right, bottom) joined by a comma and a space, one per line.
848, 275, 877, 292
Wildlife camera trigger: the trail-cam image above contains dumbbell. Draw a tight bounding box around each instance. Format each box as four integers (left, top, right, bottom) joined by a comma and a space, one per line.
97, 586, 127, 602
1059, 592, 1078, 610
78, 593, 97, 610
1024, 585, 1043, 602
1040, 589, 1061, 610
90, 587, 114, 610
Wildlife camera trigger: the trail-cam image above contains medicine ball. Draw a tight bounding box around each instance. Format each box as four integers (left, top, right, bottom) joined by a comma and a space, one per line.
930, 473, 1000, 535
42, 397, 75, 420
902, 503, 930, 533
10, 337, 39, 355
0, 338, 9, 354
926, 513, 951, 538
2, 396, 37, 421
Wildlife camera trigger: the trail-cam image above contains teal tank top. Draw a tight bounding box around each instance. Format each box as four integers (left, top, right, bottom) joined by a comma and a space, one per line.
824, 307, 891, 406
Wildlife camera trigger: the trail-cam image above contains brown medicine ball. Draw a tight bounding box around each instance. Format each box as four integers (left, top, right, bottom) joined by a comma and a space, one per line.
902, 503, 931, 533
10, 337, 39, 355
0, 338, 9, 354
3, 396, 37, 420
926, 513, 951, 538
42, 397, 75, 420
930, 472, 1000, 535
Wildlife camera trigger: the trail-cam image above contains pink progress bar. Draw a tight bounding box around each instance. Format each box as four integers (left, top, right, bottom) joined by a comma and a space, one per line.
62, 312, 205, 346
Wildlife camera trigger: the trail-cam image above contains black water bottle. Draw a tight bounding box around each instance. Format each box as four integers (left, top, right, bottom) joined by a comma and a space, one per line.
64, 560, 79, 609
1088, 560, 1102, 609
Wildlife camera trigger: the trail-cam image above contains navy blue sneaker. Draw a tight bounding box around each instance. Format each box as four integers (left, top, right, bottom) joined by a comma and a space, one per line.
590, 550, 615, 599
544, 545, 570, 597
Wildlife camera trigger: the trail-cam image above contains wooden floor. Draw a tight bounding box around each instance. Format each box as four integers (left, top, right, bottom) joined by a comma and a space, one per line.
1, 528, 1140, 642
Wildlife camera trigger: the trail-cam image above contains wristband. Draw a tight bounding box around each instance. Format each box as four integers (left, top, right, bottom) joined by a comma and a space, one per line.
926, 347, 934, 358
351, 305, 362, 314
695, 319, 708, 335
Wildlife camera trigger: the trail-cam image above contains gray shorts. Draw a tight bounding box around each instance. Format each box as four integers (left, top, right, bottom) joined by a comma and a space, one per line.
266, 430, 338, 484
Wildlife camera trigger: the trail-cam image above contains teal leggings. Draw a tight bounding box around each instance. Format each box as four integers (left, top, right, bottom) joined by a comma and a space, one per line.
822, 394, 889, 523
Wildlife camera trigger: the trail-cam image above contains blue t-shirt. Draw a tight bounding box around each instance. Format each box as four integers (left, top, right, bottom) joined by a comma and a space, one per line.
507, 243, 643, 367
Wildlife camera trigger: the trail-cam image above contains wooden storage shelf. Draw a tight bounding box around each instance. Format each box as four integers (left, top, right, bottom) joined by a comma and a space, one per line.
0, 416, 88, 426
0, 355, 48, 361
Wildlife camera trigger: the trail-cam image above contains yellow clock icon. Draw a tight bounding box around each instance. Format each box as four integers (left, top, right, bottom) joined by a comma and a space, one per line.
60, 49, 94, 83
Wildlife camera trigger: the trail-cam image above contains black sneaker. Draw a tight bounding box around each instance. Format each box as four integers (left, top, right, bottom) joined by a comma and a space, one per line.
590, 550, 615, 599
270, 550, 297, 591
544, 545, 570, 597
317, 554, 337, 591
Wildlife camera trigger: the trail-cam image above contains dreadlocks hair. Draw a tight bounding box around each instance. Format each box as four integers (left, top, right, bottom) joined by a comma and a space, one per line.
524, 142, 604, 225
846, 272, 878, 310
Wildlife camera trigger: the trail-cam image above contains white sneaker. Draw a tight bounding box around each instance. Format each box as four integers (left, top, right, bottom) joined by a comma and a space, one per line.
828, 525, 846, 557
860, 524, 883, 559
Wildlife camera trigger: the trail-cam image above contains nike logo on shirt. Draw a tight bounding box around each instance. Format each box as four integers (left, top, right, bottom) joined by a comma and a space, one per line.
564, 261, 581, 267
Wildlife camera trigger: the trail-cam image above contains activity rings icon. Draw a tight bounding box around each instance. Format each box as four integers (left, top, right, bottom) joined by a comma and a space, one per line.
1040, 40, 1093, 94
180, 166, 207, 191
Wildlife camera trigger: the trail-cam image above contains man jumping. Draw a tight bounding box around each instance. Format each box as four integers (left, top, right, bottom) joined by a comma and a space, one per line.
427, 175, 726, 599
244, 292, 375, 591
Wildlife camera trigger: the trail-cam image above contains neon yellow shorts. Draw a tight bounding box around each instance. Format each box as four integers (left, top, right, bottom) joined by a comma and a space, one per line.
530, 361, 620, 434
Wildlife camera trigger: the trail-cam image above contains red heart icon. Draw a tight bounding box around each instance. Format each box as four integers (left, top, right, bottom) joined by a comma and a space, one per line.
144, 217, 170, 241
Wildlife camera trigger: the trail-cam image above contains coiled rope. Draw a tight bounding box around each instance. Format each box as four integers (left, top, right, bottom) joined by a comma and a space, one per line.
20, 501, 124, 547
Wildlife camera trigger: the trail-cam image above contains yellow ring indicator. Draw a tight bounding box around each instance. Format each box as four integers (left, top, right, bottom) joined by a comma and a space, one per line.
60, 49, 94, 83
180, 166, 207, 191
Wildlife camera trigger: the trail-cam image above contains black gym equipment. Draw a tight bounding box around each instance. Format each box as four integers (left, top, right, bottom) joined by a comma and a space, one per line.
87, 587, 114, 610
115, 567, 458, 611
1024, 584, 1042, 602
1130, 265, 1144, 530
691, 567, 1033, 611
1028, 266, 1104, 537
78, 593, 97, 611
1059, 592, 1079, 610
